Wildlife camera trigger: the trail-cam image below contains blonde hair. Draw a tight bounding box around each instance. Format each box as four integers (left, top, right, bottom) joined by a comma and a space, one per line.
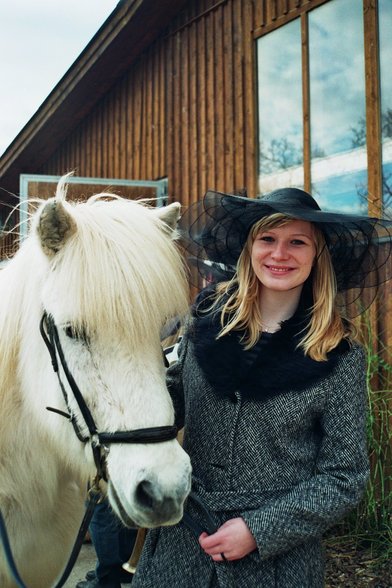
209, 213, 354, 361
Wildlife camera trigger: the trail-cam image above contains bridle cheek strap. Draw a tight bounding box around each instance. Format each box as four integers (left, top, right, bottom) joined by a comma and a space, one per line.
39, 313, 178, 481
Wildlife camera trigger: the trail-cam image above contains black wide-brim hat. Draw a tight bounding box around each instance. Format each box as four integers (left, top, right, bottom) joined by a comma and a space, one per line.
179, 188, 392, 316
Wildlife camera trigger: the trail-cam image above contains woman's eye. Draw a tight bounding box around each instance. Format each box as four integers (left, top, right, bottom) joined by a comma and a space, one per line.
259, 235, 274, 242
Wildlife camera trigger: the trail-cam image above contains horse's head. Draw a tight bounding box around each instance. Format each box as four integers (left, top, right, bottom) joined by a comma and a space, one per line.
21, 178, 192, 528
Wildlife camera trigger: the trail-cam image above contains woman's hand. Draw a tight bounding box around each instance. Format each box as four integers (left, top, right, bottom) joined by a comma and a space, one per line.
198, 517, 257, 562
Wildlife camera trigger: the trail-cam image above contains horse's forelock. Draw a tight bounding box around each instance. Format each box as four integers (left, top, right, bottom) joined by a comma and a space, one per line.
47, 197, 189, 341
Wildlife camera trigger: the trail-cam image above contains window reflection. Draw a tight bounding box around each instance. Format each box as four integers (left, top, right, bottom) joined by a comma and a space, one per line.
309, 0, 367, 214
379, 0, 392, 216
257, 19, 303, 195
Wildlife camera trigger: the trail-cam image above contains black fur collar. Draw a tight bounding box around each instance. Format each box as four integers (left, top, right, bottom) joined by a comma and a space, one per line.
189, 287, 349, 400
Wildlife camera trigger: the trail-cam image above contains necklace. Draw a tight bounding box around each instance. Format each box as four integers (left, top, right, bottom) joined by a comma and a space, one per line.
261, 313, 295, 332
260, 321, 280, 333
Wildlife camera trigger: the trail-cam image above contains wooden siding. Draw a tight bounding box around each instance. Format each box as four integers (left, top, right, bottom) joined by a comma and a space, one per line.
36, 0, 392, 353
41, 46, 168, 185
39, 0, 330, 207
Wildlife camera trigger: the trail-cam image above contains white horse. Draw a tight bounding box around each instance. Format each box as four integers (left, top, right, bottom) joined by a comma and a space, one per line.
0, 177, 192, 588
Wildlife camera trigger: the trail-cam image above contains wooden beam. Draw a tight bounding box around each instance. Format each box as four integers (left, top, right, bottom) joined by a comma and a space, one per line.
363, 0, 382, 217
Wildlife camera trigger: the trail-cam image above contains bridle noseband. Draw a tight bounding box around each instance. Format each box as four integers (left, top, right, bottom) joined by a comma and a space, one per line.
39, 312, 178, 482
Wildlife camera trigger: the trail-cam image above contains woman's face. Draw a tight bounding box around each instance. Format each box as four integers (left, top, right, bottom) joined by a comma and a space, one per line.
251, 219, 316, 293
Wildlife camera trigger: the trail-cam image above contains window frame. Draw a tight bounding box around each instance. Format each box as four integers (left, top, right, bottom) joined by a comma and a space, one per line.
18, 174, 168, 240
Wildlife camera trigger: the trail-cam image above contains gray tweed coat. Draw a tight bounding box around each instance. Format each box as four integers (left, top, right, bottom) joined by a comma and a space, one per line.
133, 308, 369, 587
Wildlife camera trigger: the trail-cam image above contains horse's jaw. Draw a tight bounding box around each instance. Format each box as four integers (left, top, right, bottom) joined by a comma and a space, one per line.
106, 443, 192, 528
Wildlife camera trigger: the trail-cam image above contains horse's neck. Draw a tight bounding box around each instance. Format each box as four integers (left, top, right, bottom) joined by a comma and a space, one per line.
0, 248, 86, 506
0, 244, 42, 362
0, 249, 41, 425
1, 390, 74, 501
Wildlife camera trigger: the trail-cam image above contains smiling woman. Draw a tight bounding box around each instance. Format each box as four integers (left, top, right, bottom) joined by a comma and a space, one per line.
131, 187, 392, 588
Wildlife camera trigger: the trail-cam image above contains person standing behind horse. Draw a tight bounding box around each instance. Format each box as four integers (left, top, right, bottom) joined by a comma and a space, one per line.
132, 188, 392, 588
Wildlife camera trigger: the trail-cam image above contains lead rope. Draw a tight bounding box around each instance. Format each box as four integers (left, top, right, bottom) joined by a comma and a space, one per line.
49, 484, 102, 588
181, 492, 233, 587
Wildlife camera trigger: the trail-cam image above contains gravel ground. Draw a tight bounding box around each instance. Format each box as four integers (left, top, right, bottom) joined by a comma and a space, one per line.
325, 540, 391, 588
62, 542, 96, 588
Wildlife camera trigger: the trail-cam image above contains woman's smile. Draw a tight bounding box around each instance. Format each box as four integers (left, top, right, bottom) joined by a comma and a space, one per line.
265, 265, 294, 274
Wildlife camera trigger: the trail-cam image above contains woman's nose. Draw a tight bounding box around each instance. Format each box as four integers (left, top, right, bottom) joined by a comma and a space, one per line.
271, 241, 289, 260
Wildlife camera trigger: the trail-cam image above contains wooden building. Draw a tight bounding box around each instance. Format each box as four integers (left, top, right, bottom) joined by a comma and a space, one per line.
0, 0, 390, 525
1, 0, 391, 325
1, 0, 390, 211
0, 0, 391, 319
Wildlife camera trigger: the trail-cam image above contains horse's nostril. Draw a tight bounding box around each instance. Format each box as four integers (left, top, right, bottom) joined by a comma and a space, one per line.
134, 477, 188, 523
136, 480, 156, 509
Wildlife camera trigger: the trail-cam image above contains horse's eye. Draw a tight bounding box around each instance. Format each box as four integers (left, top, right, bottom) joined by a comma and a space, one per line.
64, 325, 78, 339
64, 324, 89, 343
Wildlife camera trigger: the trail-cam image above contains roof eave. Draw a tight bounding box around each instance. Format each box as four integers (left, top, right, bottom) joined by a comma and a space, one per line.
0, 0, 186, 197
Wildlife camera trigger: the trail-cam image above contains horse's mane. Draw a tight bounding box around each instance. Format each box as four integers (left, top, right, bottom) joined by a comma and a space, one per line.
0, 188, 189, 401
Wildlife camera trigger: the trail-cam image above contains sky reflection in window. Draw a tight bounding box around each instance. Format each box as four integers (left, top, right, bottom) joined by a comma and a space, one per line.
257, 18, 303, 194
257, 0, 372, 215
309, 0, 367, 214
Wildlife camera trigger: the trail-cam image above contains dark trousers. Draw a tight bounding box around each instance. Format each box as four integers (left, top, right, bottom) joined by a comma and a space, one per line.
89, 498, 137, 582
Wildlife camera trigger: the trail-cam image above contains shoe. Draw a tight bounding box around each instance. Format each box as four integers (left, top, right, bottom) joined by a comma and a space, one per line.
76, 571, 133, 587
118, 570, 133, 583
120, 572, 133, 584
85, 569, 132, 583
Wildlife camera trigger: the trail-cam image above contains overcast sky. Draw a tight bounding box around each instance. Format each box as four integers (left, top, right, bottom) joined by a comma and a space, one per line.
0, 0, 119, 156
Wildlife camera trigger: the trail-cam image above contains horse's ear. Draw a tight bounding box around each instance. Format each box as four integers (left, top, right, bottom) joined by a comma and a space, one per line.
37, 199, 77, 256
153, 202, 181, 234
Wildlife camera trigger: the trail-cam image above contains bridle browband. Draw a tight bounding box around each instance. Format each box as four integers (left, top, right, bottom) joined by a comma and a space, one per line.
39, 312, 178, 481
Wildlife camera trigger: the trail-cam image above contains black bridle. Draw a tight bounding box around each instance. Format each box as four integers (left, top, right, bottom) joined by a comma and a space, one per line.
0, 314, 178, 588
39, 312, 178, 481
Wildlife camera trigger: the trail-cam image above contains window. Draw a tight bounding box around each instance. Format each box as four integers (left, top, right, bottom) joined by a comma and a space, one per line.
308, 0, 366, 213
256, 0, 389, 215
257, 19, 304, 193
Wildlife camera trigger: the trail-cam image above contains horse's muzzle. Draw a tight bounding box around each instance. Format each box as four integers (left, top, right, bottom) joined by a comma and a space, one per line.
109, 472, 191, 528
